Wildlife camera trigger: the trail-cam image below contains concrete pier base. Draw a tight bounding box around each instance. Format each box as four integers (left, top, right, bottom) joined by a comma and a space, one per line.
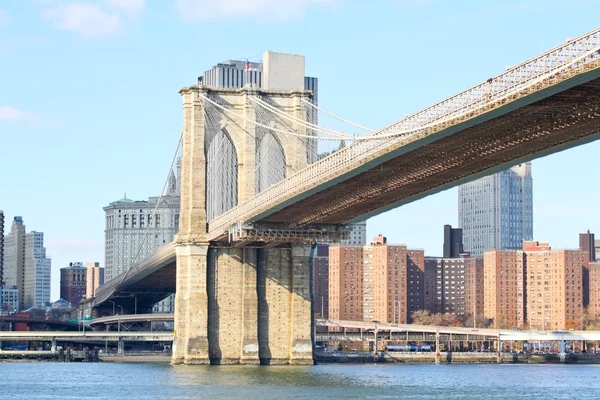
208, 248, 259, 365
172, 244, 210, 365
258, 246, 313, 365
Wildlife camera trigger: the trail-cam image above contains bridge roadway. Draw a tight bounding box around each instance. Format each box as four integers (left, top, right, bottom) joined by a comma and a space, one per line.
3, 317, 599, 344
0, 331, 173, 341
209, 28, 600, 241
318, 319, 600, 342
86, 29, 600, 314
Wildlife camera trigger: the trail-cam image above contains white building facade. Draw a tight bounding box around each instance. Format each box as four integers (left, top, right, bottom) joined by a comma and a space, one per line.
2, 217, 51, 311
104, 168, 180, 313
458, 163, 533, 257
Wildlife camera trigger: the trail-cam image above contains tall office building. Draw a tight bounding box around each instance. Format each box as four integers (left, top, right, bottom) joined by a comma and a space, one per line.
443, 224, 464, 258
579, 230, 596, 262
104, 167, 180, 313
329, 235, 425, 324
103, 169, 180, 282
85, 262, 104, 299
0, 210, 4, 285
459, 163, 533, 257
200, 53, 318, 103
2, 217, 51, 311
60, 262, 87, 306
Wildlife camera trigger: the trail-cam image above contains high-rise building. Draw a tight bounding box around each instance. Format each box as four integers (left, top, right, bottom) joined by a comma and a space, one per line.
0, 210, 4, 285
0, 286, 18, 313
328, 235, 425, 324
2, 217, 51, 311
483, 249, 526, 329
484, 240, 587, 330
459, 163, 533, 257
104, 167, 180, 313
85, 262, 104, 299
60, 262, 87, 306
589, 262, 600, 318
464, 258, 484, 322
313, 244, 329, 318
579, 230, 596, 262
523, 241, 586, 330
443, 224, 464, 258
341, 221, 367, 246
200, 52, 318, 103
24, 231, 51, 309
424, 255, 483, 321
595, 240, 600, 262
103, 174, 180, 281
430, 257, 468, 316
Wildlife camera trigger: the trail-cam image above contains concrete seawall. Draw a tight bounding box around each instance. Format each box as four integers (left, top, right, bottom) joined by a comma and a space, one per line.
316, 352, 600, 364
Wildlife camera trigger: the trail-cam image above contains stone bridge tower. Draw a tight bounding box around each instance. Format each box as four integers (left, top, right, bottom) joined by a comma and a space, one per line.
173, 54, 317, 365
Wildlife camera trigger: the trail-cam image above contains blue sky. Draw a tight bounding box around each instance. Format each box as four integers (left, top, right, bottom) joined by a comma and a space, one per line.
1, 0, 599, 300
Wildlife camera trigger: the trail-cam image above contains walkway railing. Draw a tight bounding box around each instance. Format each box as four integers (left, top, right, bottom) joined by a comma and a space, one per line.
208, 29, 600, 240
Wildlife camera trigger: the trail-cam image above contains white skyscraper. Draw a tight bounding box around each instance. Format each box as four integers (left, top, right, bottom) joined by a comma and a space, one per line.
103, 165, 180, 313
458, 163, 533, 257
103, 168, 180, 282
2, 217, 51, 311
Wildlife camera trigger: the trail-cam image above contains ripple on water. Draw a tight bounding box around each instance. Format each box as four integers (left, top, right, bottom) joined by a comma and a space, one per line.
1, 363, 599, 399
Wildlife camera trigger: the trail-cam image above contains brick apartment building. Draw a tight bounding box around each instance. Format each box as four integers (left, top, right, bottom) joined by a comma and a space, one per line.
329, 235, 425, 324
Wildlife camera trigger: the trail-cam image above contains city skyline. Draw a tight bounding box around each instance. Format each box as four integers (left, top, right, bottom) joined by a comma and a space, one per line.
2, 1, 600, 300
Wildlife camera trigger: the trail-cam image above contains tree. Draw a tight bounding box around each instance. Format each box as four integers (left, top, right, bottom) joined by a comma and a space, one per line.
579, 308, 600, 330
411, 310, 433, 325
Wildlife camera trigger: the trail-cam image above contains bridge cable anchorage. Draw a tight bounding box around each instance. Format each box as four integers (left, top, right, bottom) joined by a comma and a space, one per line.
249, 95, 357, 139
118, 132, 183, 286
300, 98, 376, 132
198, 93, 351, 140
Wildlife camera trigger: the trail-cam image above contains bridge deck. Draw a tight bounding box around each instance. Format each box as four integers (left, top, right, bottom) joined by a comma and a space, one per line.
208, 29, 600, 240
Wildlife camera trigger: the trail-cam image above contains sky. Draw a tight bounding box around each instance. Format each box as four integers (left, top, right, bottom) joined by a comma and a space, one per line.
1, 0, 600, 301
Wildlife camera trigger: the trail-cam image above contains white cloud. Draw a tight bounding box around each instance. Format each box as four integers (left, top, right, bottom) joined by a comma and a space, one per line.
175, 0, 338, 22
0, 106, 40, 124
42, 3, 121, 37
104, 0, 145, 14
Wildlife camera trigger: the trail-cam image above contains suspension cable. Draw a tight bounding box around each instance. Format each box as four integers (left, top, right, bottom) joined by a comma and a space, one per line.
250, 96, 354, 139
301, 98, 375, 132
118, 133, 183, 286
198, 93, 348, 141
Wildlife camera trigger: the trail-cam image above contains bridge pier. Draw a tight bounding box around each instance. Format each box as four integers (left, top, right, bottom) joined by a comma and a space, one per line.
208, 248, 259, 364
173, 244, 210, 364
559, 340, 566, 363
257, 246, 313, 365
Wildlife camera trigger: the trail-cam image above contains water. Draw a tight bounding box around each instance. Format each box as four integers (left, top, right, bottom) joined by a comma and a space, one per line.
1, 363, 599, 399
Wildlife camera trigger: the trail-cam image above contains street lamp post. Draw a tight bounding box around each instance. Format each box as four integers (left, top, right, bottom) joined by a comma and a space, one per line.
109, 300, 116, 316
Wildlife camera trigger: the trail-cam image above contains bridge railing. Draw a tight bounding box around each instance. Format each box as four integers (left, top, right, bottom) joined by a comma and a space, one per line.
208, 28, 600, 239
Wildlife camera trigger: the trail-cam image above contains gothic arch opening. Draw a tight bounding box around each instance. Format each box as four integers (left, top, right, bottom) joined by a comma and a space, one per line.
256, 131, 286, 194
206, 128, 238, 221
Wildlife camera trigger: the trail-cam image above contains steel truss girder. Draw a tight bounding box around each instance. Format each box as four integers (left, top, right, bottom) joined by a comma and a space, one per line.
221, 222, 349, 246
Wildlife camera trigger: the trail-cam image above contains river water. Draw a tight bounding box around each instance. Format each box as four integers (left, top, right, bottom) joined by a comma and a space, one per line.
1, 363, 598, 399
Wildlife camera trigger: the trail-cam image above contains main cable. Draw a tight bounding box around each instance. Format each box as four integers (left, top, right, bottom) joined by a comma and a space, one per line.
118, 132, 183, 286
